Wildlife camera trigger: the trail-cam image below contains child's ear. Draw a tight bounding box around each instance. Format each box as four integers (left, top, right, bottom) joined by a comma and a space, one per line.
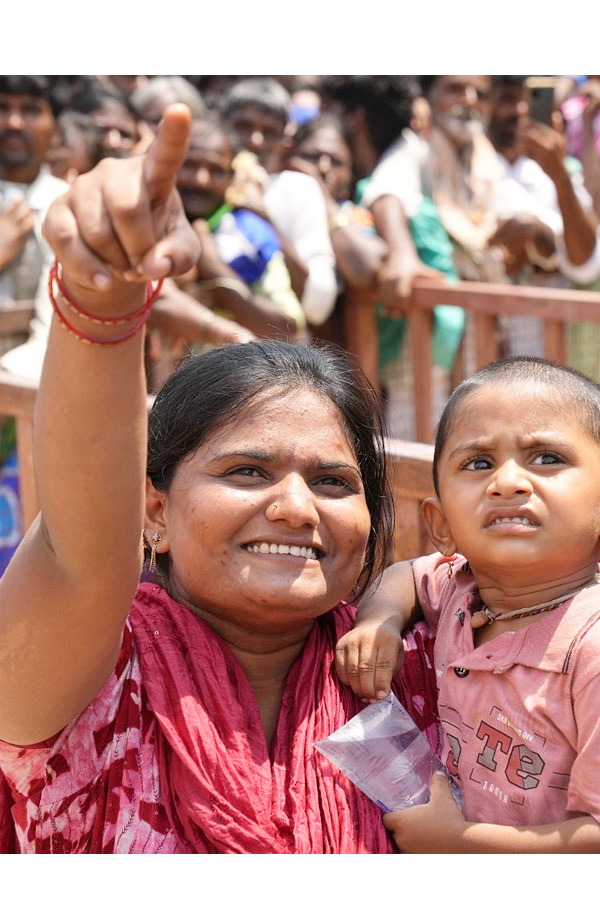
421, 496, 456, 556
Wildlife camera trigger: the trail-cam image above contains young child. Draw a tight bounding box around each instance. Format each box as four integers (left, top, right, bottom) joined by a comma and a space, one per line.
336, 356, 600, 853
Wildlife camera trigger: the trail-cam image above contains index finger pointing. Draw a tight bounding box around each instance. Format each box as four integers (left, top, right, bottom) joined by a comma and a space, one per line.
143, 103, 192, 202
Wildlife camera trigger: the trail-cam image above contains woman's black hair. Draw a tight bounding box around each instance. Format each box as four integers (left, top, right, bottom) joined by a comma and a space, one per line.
291, 113, 351, 151
432, 356, 600, 496
146, 341, 393, 597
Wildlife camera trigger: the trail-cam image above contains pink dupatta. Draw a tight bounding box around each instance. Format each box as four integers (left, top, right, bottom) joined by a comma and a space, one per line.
130, 583, 439, 853
0, 583, 438, 853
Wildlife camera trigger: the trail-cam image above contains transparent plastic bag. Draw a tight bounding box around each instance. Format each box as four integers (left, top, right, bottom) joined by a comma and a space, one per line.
315, 692, 462, 812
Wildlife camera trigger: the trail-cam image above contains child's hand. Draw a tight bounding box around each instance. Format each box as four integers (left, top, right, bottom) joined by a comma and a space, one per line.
383, 773, 466, 853
335, 621, 404, 703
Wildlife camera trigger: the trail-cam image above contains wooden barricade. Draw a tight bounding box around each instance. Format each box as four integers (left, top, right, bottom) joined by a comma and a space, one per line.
386, 438, 435, 561
345, 280, 600, 443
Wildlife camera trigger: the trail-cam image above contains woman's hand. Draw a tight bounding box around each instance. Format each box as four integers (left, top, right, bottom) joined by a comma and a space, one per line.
335, 620, 404, 703
377, 254, 444, 314
42, 103, 200, 308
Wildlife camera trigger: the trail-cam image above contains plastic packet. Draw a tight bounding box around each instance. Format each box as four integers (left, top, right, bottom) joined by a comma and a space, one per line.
314, 692, 462, 812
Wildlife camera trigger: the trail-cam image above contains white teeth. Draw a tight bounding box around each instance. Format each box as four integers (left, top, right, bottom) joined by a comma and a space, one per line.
245, 543, 319, 559
491, 516, 535, 526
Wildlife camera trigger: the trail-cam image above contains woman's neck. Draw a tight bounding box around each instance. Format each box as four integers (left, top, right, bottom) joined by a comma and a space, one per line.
173, 593, 312, 746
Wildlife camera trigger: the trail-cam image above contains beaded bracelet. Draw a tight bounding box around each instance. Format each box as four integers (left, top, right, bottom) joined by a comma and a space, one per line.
48, 261, 163, 345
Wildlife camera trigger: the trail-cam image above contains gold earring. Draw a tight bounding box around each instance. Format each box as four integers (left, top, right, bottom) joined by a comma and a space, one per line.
150, 533, 162, 572
444, 547, 454, 579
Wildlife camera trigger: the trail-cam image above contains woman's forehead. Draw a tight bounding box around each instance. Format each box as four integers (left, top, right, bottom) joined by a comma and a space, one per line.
211, 386, 352, 447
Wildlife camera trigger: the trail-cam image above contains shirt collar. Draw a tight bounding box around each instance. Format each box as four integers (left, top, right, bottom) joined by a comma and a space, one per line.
452, 559, 600, 673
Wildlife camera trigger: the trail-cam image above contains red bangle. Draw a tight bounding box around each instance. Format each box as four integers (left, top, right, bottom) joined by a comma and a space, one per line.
49, 260, 163, 325
48, 260, 162, 345
49, 284, 153, 344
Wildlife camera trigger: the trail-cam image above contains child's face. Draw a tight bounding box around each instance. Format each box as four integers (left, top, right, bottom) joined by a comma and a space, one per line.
431, 381, 600, 586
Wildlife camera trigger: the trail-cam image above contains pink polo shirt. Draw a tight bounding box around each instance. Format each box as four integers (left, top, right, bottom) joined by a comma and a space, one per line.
412, 553, 600, 826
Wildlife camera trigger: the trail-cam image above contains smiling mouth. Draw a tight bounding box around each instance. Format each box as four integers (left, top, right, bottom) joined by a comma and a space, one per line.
243, 542, 322, 560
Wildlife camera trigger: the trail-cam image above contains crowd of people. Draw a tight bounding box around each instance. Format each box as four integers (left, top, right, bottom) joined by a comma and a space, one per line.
1, 71, 600, 577
0, 75, 599, 855
2, 75, 599, 389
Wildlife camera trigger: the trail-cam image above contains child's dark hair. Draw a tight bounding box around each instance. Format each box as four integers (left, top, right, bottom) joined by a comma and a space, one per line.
433, 356, 600, 496
146, 341, 393, 597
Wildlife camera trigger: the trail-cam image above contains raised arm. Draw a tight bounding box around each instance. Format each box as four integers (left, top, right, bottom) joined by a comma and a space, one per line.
581, 82, 600, 221
0, 105, 198, 745
520, 119, 598, 269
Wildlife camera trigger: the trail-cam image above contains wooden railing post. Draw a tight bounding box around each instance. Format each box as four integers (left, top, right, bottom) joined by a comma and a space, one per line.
409, 307, 434, 444
343, 292, 381, 391
472, 309, 499, 369
386, 438, 435, 561
543, 319, 567, 365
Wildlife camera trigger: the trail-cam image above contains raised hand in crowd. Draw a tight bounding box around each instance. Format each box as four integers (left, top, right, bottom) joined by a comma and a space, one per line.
0, 191, 33, 272
521, 115, 598, 267
581, 79, 600, 221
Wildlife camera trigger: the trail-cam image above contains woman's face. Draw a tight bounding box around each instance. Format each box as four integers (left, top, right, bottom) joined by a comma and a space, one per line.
146, 388, 371, 638
293, 125, 353, 200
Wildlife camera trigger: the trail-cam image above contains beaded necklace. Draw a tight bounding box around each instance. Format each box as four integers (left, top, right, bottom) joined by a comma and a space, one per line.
470, 576, 600, 629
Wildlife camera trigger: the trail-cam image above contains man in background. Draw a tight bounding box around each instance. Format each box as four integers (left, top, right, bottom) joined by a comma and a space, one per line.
222, 78, 338, 330
0, 75, 68, 380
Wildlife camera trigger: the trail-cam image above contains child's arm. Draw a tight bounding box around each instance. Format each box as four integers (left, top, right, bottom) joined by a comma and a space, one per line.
335, 561, 422, 702
383, 775, 600, 853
